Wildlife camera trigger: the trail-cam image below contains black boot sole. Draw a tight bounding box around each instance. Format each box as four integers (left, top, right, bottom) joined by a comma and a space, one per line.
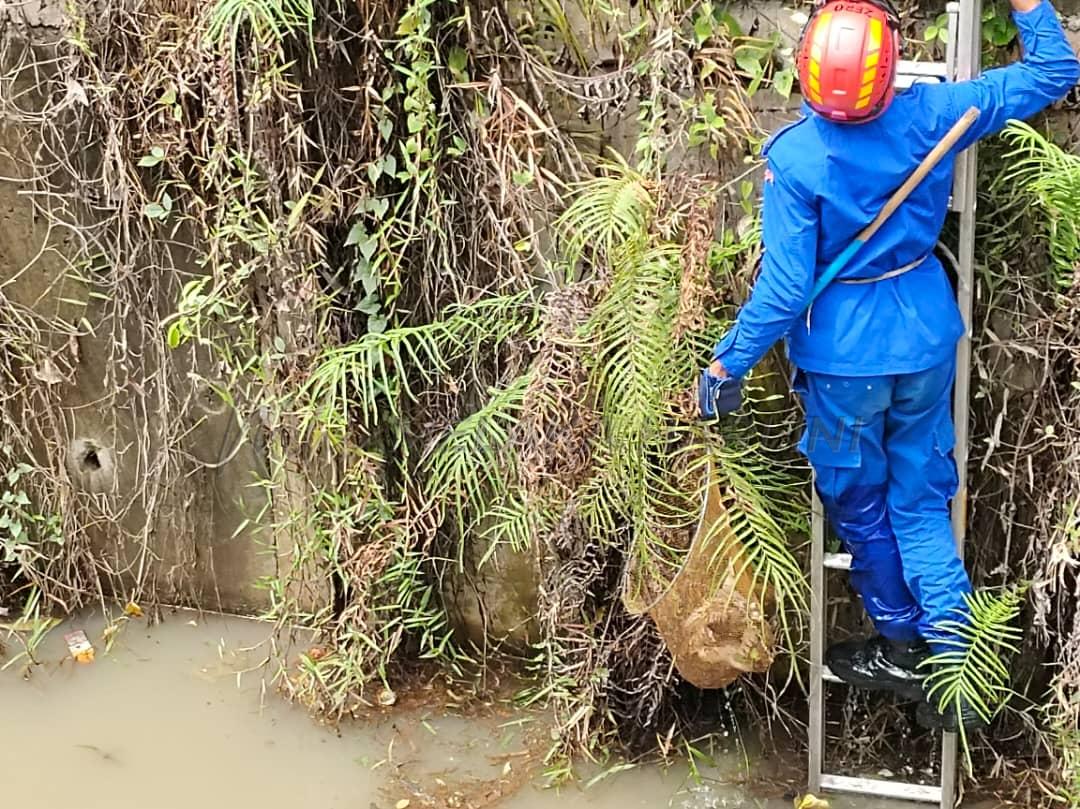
915, 699, 989, 733
826, 651, 926, 702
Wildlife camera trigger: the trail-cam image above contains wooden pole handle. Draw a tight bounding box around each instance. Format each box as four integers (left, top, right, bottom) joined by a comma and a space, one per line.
857, 105, 980, 244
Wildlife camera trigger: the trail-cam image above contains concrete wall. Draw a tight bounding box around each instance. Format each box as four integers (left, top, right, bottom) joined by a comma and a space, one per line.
0, 34, 292, 613
2, 0, 1077, 623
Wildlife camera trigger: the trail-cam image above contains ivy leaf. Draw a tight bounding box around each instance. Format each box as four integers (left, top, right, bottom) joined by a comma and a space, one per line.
448, 46, 469, 81
371, 198, 390, 219
166, 321, 184, 349
735, 49, 766, 77
448, 46, 467, 73
717, 10, 742, 36
396, 10, 419, 36
345, 222, 367, 247
773, 68, 794, 99
351, 256, 379, 295
378, 118, 394, 141
447, 135, 469, 157
138, 146, 165, 167
368, 315, 388, 334
355, 292, 381, 315
693, 15, 713, 45
359, 236, 378, 261
143, 202, 167, 220
747, 71, 765, 97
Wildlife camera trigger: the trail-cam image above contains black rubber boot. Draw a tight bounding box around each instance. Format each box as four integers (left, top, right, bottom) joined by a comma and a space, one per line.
916, 692, 990, 733
826, 636, 929, 701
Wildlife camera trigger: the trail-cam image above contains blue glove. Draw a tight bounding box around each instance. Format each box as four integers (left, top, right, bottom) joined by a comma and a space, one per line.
699, 369, 742, 420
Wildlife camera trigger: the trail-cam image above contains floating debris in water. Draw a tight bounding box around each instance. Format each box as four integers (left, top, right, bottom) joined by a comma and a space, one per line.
64, 630, 95, 664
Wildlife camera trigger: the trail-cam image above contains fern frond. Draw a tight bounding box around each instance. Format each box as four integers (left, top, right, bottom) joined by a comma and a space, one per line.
1001, 121, 1080, 287
424, 372, 534, 521
298, 292, 535, 440
557, 159, 656, 268
925, 586, 1025, 770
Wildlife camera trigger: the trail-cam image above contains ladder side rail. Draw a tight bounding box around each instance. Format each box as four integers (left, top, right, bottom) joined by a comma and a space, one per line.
941, 1, 982, 807
808, 488, 827, 794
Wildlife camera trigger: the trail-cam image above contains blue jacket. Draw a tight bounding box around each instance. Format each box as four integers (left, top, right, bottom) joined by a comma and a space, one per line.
713, 1, 1079, 378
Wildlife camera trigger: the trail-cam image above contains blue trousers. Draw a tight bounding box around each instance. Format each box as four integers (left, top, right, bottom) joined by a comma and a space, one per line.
793, 357, 972, 651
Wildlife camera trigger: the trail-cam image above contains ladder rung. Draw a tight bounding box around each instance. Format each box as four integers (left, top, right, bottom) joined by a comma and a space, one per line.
820, 773, 942, 804
822, 665, 843, 684
823, 552, 852, 570
896, 60, 949, 90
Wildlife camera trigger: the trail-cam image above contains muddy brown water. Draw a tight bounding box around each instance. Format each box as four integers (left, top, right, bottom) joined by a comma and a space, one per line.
0, 610, 914, 809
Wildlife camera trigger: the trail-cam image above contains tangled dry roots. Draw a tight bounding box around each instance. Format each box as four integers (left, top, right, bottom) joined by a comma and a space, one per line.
5, 0, 1080, 800
1, 0, 771, 746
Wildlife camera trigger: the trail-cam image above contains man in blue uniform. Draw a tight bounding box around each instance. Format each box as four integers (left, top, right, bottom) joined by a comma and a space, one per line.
703, 0, 1078, 731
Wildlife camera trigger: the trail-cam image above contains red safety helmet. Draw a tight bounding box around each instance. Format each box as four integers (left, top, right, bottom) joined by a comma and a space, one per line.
797, 0, 901, 123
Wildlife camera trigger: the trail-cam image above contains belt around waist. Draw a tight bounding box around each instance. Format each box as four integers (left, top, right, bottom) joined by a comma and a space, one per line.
837, 253, 929, 285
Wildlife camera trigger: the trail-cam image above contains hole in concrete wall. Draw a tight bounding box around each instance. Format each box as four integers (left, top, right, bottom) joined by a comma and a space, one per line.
81, 446, 102, 472
66, 437, 116, 494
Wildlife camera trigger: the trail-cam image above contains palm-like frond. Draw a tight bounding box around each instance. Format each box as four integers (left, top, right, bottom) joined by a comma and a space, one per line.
477, 493, 558, 568
205, 0, 315, 55
533, 0, 589, 68
1001, 121, 1080, 287
583, 237, 692, 578
589, 241, 681, 449
925, 586, 1024, 769
557, 159, 656, 269
424, 372, 534, 527
690, 421, 809, 653
298, 292, 535, 439
562, 158, 807, 656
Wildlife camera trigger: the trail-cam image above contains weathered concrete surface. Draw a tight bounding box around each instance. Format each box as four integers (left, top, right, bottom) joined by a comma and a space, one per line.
0, 39, 303, 613
1, 0, 64, 29
4, 0, 1076, 629
443, 521, 541, 651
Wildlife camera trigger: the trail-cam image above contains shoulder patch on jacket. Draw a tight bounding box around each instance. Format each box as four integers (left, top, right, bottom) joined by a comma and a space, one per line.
762, 115, 810, 158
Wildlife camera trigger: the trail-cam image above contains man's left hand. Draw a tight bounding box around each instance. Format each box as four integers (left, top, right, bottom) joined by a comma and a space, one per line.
699, 364, 742, 420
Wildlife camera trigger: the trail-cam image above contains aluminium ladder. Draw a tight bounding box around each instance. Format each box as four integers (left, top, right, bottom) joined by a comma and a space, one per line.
807, 2, 982, 807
